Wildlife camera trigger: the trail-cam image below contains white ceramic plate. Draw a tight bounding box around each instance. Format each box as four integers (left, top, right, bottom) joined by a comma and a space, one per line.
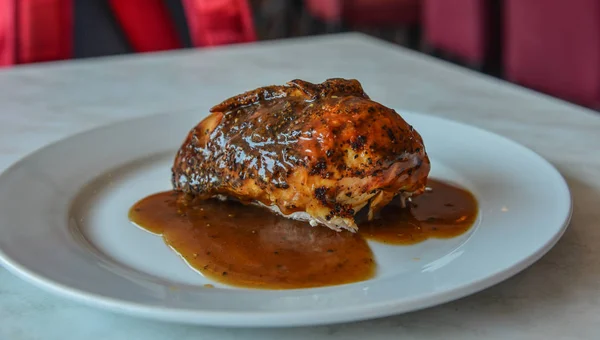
0, 111, 571, 327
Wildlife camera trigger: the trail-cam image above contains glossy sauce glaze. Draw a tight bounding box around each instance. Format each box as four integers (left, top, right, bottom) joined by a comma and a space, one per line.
171, 79, 430, 232
129, 179, 477, 289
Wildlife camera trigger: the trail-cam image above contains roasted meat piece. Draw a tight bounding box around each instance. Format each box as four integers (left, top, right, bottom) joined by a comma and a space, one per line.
172, 78, 430, 232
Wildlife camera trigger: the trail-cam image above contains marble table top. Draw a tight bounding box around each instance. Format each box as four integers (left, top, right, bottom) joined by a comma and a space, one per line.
1, 33, 599, 340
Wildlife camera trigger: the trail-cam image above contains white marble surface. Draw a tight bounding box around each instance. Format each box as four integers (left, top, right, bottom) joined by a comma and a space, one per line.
0, 33, 599, 339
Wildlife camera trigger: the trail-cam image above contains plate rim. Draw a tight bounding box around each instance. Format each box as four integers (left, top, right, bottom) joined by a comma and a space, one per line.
0, 110, 573, 327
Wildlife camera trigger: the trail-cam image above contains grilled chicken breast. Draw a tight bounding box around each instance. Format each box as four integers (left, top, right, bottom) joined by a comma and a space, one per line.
172, 78, 430, 232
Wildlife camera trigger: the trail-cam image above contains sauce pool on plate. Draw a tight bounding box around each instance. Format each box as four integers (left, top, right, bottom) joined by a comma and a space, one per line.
129, 179, 478, 289
129, 192, 375, 289
359, 179, 478, 244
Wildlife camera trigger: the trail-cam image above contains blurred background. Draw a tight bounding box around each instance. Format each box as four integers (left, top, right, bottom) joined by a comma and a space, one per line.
1, 0, 597, 110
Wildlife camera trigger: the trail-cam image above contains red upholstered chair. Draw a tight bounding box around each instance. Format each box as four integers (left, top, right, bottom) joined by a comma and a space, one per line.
110, 0, 256, 50
109, 0, 184, 52
343, 0, 421, 27
183, 0, 256, 47
504, 0, 600, 108
303, 0, 421, 40
422, 0, 500, 70
16, 0, 72, 64
0, 0, 16, 67
0, 0, 256, 67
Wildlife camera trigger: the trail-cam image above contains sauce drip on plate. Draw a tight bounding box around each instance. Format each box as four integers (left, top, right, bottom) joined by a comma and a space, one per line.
359, 179, 478, 244
129, 179, 478, 289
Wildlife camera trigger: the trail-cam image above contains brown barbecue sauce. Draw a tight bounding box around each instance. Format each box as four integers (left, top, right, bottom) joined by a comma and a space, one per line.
129, 179, 477, 289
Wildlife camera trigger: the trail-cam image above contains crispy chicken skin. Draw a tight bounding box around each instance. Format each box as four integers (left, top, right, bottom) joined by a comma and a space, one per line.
172, 78, 430, 232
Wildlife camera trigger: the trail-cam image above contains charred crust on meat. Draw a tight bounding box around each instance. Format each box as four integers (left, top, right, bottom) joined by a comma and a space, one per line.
352, 169, 365, 177
385, 127, 396, 143
309, 159, 328, 177
326, 203, 355, 221
314, 186, 329, 205
274, 182, 290, 189
351, 135, 367, 150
